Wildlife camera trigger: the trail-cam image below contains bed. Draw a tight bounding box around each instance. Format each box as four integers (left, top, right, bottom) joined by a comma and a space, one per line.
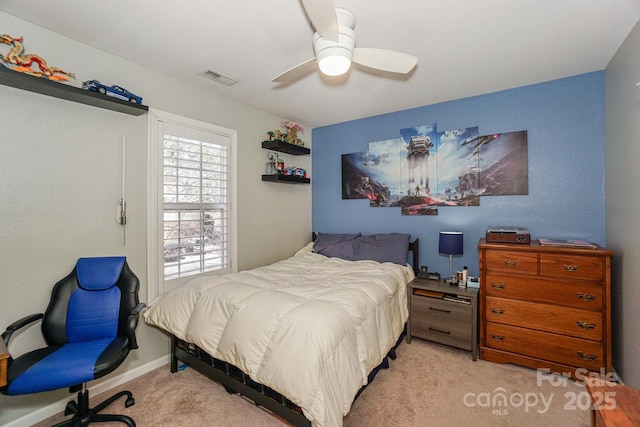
143, 232, 419, 427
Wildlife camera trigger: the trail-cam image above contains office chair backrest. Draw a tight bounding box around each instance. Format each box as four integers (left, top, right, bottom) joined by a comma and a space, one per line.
41, 256, 141, 346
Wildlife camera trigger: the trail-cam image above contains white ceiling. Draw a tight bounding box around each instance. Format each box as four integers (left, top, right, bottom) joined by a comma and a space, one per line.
2, 0, 639, 128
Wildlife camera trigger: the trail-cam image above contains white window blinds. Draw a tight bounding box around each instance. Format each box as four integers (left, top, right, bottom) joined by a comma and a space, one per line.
162, 122, 231, 280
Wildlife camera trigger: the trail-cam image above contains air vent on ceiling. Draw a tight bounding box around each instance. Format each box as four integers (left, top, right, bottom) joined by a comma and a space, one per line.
199, 68, 238, 86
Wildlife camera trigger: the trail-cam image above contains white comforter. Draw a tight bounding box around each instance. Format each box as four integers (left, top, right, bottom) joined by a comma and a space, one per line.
143, 244, 413, 427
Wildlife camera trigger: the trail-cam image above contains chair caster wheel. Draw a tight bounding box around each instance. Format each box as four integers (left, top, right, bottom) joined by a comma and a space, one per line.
125, 397, 135, 408
224, 386, 236, 394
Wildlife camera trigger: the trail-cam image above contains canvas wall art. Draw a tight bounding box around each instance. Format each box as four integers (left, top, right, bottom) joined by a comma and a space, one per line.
341, 125, 528, 216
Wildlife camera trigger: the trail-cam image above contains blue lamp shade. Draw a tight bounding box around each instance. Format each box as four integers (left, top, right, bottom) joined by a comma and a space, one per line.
439, 231, 463, 256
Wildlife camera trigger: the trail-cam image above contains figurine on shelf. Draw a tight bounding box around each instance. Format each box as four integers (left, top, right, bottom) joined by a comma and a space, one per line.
274, 129, 282, 141
281, 120, 304, 146
283, 167, 307, 178
0, 34, 75, 81
265, 152, 277, 175
267, 131, 275, 141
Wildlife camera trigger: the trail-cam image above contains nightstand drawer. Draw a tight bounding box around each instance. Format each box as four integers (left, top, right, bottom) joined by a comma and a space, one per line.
411, 295, 471, 323
412, 317, 472, 351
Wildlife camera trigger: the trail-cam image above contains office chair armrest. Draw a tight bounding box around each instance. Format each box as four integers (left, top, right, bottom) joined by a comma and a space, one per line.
126, 303, 146, 350
2, 313, 44, 348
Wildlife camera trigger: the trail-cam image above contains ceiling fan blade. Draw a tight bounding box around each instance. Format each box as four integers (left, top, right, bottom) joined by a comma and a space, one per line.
272, 57, 318, 83
301, 0, 339, 41
352, 48, 418, 74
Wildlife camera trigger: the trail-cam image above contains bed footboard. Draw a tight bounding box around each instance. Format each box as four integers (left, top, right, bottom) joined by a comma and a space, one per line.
169, 326, 406, 426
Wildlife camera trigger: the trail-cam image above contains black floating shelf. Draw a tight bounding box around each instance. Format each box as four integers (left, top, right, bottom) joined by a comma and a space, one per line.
262, 174, 310, 184
0, 65, 149, 116
262, 140, 310, 155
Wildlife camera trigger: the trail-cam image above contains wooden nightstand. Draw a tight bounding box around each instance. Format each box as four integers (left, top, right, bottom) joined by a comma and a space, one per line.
407, 278, 479, 360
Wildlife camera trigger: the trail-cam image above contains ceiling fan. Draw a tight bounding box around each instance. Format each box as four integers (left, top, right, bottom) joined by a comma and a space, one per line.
272, 0, 418, 83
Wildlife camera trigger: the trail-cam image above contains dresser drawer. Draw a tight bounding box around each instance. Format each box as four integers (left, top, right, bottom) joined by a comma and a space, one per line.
412, 317, 472, 351
484, 250, 538, 275
539, 254, 604, 281
485, 274, 603, 309
411, 295, 471, 322
486, 322, 605, 371
485, 296, 603, 340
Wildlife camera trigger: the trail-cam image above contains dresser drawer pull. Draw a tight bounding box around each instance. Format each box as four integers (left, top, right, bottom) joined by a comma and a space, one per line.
503, 260, 517, 267
563, 264, 579, 272
577, 351, 597, 361
429, 307, 451, 314
491, 333, 505, 341
490, 307, 505, 315
429, 327, 450, 335
577, 321, 596, 330
576, 292, 597, 302
491, 282, 506, 289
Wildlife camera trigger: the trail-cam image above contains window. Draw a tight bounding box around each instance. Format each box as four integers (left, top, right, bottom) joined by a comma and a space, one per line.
148, 110, 237, 300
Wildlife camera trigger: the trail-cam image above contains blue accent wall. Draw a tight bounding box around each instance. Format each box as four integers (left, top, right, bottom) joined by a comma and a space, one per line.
311, 72, 605, 277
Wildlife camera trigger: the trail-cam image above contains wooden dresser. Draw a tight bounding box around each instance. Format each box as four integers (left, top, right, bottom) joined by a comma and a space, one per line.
478, 239, 613, 377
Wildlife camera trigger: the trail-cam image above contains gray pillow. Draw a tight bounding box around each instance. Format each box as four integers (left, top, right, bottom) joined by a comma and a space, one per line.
313, 233, 361, 260
353, 233, 410, 265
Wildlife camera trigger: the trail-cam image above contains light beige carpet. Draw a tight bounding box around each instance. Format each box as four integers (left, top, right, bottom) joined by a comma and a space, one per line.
34, 339, 590, 426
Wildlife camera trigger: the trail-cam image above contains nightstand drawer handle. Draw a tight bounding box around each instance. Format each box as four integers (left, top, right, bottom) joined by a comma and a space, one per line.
503, 260, 517, 267
491, 333, 505, 341
429, 327, 450, 335
577, 292, 597, 302
577, 351, 597, 361
577, 321, 596, 330
429, 307, 451, 314
563, 264, 579, 272
490, 307, 505, 315
491, 282, 506, 289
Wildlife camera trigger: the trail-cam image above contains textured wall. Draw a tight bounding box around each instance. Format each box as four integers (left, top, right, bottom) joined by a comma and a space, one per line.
605, 20, 640, 388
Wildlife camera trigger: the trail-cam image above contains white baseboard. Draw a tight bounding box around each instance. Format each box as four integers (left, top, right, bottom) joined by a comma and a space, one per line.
4, 355, 170, 427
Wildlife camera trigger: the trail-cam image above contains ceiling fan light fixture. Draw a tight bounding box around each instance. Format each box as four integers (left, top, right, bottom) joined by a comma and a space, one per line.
318, 52, 351, 76
272, 6, 417, 83
313, 23, 355, 77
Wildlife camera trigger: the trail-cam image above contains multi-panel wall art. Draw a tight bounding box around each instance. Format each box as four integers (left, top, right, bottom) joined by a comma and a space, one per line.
342, 125, 528, 215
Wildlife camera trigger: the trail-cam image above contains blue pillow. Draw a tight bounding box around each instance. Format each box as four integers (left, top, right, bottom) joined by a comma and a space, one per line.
353, 233, 410, 265
313, 233, 361, 260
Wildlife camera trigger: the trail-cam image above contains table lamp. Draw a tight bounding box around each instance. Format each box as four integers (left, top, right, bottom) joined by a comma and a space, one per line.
439, 231, 463, 282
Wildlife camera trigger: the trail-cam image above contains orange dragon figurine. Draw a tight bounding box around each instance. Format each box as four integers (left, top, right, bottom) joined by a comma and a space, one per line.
0, 34, 75, 81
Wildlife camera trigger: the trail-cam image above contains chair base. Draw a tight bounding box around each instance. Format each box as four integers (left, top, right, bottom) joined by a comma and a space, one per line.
52, 388, 136, 427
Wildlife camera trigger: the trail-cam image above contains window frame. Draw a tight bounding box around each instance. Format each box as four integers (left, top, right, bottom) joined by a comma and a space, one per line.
147, 109, 237, 302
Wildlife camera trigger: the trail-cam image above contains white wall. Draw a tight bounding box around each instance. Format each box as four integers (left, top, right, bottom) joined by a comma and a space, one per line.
0, 12, 311, 424
605, 20, 640, 388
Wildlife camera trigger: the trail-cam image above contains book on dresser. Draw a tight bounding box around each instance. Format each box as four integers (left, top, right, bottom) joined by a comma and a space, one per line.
478, 238, 613, 379
538, 237, 598, 249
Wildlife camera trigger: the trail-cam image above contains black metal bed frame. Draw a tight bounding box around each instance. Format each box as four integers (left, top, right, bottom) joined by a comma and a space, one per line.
170, 329, 405, 427
169, 237, 419, 426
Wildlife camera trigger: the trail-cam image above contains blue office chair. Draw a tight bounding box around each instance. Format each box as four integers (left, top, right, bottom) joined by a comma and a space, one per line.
1, 256, 145, 426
